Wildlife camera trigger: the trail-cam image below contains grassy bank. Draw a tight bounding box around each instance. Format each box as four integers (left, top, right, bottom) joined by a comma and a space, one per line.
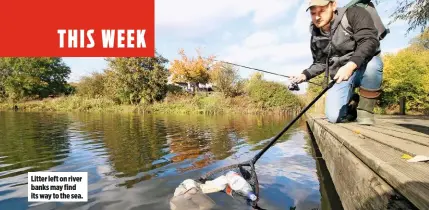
0, 96, 136, 113
4, 90, 426, 116
0, 92, 302, 115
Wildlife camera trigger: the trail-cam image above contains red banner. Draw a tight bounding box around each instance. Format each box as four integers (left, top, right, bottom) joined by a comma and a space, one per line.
0, 0, 154, 57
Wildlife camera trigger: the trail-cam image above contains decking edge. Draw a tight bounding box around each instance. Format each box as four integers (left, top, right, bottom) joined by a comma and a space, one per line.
306, 116, 416, 210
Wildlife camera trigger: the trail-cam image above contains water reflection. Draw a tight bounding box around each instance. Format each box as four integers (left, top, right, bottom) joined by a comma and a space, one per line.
0, 111, 330, 210
70, 113, 302, 180
0, 112, 71, 180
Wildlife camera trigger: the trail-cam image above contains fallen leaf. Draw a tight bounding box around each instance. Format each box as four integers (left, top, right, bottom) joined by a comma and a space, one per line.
401, 154, 413, 160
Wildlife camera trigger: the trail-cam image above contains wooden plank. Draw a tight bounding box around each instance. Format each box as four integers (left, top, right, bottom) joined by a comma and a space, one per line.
375, 117, 429, 139
308, 114, 429, 139
313, 118, 429, 210
376, 115, 429, 121
306, 118, 416, 210
376, 117, 429, 128
357, 124, 429, 147
373, 123, 429, 139
339, 123, 429, 156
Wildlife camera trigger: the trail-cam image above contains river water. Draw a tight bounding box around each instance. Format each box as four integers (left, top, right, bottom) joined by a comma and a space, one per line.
0, 111, 341, 210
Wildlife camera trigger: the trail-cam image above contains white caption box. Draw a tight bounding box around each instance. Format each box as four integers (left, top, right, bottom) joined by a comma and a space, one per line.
28, 172, 88, 202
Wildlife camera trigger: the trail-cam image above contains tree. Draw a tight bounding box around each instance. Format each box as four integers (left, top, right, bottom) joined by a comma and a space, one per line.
250, 72, 263, 81
409, 28, 429, 49
209, 63, 243, 97
169, 48, 215, 92
104, 51, 169, 105
0, 57, 71, 101
0, 63, 9, 100
377, 0, 429, 33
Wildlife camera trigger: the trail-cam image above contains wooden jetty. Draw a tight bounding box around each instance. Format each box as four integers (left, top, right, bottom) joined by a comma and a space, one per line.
306, 114, 429, 210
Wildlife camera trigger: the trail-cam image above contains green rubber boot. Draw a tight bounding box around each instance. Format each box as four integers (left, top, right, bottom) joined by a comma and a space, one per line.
357, 97, 376, 125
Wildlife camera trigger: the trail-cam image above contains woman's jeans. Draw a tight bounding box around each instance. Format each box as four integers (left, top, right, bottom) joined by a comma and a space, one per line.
325, 55, 384, 123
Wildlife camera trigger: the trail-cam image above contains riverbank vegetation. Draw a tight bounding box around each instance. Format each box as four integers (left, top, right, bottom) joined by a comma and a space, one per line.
1, 30, 428, 115
0, 50, 302, 114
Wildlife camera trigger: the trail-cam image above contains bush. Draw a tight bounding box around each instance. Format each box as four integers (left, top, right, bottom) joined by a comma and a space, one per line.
75, 72, 107, 98
167, 84, 185, 95
380, 46, 429, 113
245, 73, 300, 109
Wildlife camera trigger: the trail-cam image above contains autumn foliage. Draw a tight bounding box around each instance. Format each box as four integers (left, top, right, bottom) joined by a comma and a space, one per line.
169, 48, 222, 91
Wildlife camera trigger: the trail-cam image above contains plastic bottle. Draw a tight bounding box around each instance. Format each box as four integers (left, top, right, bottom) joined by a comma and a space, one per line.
199, 175, 228, 194
225, 171, 257, 201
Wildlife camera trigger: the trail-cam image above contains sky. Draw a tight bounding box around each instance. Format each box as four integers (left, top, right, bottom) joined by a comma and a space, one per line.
62, 0, 421, 93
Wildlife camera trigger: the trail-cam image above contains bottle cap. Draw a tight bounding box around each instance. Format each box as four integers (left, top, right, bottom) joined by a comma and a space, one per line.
225, 185, 233, 196
249, 194, 257, 201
